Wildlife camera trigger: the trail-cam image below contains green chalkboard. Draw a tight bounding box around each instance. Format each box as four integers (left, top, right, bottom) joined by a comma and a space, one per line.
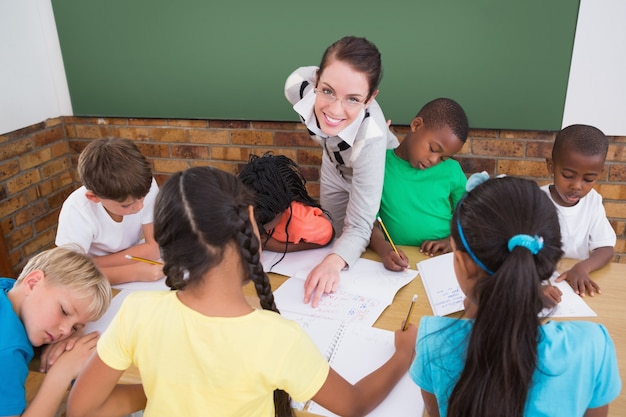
52, 0, 579, 130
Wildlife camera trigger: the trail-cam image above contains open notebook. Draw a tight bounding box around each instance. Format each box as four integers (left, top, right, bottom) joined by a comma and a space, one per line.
418, 253, 596, 317
274, 257, 417, 326
292, 317, 424, 417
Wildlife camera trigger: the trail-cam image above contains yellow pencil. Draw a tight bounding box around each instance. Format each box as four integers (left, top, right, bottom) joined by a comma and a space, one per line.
377, 216, 399, 256
403, 294, 418, 331
124, 254, 163, 265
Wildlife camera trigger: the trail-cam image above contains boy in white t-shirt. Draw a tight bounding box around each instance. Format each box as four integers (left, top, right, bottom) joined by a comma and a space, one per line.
543, 124, 616, 297
55, 138, 162, 284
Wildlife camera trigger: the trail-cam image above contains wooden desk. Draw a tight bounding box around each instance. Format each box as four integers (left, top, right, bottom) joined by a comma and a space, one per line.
244, 247, 626, 417
26, 247, 625, 416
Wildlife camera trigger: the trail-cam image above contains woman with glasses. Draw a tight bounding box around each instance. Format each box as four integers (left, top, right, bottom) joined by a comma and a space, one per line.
284, 36, 398, 308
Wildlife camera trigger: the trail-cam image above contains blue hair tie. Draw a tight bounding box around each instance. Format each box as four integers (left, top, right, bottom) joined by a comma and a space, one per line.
508, 234, 544, 255
456, 215, 495, 276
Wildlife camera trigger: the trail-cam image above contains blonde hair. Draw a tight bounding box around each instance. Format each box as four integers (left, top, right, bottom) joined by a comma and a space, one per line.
17, 246, 111, 321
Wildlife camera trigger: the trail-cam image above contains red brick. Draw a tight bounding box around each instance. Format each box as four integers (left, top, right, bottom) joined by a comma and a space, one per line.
6, 170, 42, 194
497, 160, 548, 177
232, 130, 273, 146
14, 201, 47, 227
74, 125, 111, 139
299, 166, 320, 182
472, 139, 525, 157
34, 209, 61, 233
500, 130, 554, 140
171, 145, 210, 160
296, 149, 323, 165
606, 144, 626, 163
64, 116, 99, 125
65, 125, 76, 138
45, 117, 63, 128
0, 138, 33, 160
47, 188, 74, 210
253, 121, 303, 130
7, 225, 33, 248
153, 159, 190, 173
457, 157, 496, 175
154, 174, 170, 187
18, 148, 52, 170
41, 157, 71, 179
148, 128, 188, 143
32, 126, 65, 147
129, 118, 166, 126
275, 131, 318, 148
189, 130, 230, 145
211, 147, 251, 162
525, 141, 553, 159
22, 229, 55, 258
595, 184, 626, 201
468, 129, 498, 138
95, 117, 128, 126
3, 122, 45, 140
610, 220, 625, 237
111, 127, 150, 141
306, 183, 321, 200
50, 141, 70, 158
168, 119, 208, 128
209, 120, 251, 129
135, 143, 170, 158
608, 165, 626, 182
0, 160, 20, 181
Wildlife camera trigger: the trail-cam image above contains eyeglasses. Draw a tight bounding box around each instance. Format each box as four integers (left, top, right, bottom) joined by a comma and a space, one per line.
314, 88, 366, 109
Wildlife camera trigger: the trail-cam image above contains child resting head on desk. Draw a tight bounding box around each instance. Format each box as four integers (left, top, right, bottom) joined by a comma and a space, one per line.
238, 152, 334, 268
67, 166, 417, 417
409, 176, 621, 417
370, 97, 469, 271
1, 246, 110, 417
543, 124, 616, 298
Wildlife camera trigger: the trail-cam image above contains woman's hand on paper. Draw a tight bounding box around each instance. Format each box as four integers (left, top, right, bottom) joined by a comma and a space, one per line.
304, 254, 346, 307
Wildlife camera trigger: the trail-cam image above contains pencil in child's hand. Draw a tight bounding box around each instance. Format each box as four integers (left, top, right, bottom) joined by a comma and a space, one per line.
124, 254, 163, 265
377, 216, 399, 257
402, 294, 418, 331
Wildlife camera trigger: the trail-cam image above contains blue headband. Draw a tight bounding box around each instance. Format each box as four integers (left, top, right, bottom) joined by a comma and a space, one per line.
456, 214, 495, 276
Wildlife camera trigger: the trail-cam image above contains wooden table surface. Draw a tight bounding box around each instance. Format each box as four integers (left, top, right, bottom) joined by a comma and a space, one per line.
26, 246, 625, 416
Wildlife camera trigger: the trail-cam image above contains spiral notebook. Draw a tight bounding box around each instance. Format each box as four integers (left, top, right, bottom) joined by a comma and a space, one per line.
289, 316, 424, 417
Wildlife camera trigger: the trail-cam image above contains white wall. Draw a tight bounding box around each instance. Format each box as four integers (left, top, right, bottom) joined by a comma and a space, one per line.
0, 0, 71, 135
1, 0, 624, 136
562, 0, 626, 136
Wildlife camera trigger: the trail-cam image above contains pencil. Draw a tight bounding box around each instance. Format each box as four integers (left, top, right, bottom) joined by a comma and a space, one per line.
124, 254, 163, 265
377, 216, 399, 257
402, 294, 418, 331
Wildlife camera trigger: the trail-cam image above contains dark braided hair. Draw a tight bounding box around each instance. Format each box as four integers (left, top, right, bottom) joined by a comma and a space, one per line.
238, 153, 330, 267
153, 166, 293, 417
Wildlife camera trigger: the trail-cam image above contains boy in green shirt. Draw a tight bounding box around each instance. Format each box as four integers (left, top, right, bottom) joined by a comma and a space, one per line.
370, 98, 468, 271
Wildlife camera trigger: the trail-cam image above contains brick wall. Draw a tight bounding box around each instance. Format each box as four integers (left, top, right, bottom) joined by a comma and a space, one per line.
1, 116, 625, 274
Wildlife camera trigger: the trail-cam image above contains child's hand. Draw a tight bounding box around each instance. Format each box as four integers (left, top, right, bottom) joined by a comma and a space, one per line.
40, 329, 85, 372
394, 323, 417, 364
420, 238, 452, 257
555, 264, 601, 297
51, 331, 100, 379
135, 262, 164, 282
541, 284, 563, 308
381, 248, 409, 272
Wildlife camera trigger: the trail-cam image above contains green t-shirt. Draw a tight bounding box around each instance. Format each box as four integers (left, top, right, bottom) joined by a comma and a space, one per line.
378, 149, 466, 246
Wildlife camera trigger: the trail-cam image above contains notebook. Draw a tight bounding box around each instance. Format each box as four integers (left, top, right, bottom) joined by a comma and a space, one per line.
274, 258, 417, 326
301, 320, 424, 417
418, 252, 465, 316
418, 253, 597, 318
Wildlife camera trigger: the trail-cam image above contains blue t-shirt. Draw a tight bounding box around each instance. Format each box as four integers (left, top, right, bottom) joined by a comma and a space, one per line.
410, 316, 621, 416
0, 278, 34, 416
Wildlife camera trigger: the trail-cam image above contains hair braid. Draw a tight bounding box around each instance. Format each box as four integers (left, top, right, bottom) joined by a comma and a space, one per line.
233, 204, 293, 417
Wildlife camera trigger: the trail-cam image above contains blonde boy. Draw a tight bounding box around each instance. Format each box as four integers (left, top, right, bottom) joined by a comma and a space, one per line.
1, 246, 111, 417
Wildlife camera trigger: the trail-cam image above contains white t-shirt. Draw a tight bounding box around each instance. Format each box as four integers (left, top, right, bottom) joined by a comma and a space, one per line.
55, 178, 159, 256
541, 185, 616, 259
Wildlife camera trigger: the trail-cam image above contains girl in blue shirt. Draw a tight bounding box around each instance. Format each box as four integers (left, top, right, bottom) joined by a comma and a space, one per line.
410, 176, 621, 417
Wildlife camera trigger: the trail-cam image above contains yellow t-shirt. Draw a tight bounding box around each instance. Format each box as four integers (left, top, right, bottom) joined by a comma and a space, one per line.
98, 291, 329, 417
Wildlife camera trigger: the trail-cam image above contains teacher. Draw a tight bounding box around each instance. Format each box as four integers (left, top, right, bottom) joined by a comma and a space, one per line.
284, 36, 398, 307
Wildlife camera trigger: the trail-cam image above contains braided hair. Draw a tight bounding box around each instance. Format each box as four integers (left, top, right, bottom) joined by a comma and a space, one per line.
153, 166, 293, 417
238, 153, 330, 267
